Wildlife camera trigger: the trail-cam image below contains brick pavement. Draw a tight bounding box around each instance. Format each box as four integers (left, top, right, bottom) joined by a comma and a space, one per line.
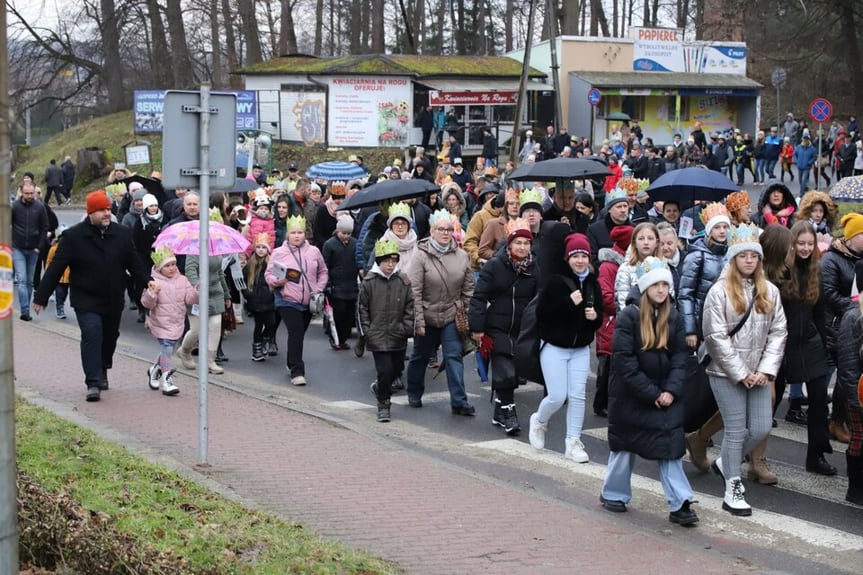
13, 321, 757, 575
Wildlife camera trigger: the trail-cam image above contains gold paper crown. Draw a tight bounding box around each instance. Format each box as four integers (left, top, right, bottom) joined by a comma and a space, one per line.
151, 246, 176, 268
725, 191, 750, 214
375, 239, 400, 259
519, 188, 542, 207
504, 217, 531, 237
700, 202, 730, 226
505, 188, 519, 203
388, 202, 412, 222
329, 181, 347, 197
286, 214, 306, 232
254, 233, 271, 248
105, 182, 127, 196
209, 207, 224, 223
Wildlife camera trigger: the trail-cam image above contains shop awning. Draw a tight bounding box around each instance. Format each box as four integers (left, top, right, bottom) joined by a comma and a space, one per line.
571, 71, 762, 96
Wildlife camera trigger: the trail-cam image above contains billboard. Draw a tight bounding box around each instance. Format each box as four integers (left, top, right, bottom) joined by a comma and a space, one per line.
326, 76, 412, 147
631, 28, 747, 76
134, 90, 258, 133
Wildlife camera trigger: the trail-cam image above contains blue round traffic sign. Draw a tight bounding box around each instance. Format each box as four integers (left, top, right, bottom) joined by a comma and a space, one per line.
587, 88, 602, 106
809, 98, 833, 123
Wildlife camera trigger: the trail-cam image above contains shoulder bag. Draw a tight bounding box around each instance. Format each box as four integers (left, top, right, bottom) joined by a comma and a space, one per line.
291, 248, 325, 316
696, 297, 755, 367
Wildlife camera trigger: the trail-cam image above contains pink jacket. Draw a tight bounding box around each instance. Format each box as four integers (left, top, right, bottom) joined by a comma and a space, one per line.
140, 266, 199, 340
265, 241, 328, 307
244, 211, 276, 259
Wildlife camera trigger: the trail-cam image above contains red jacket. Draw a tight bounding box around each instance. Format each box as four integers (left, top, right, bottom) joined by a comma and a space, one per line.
595, 244, 626, 356
603, 164, 623, 194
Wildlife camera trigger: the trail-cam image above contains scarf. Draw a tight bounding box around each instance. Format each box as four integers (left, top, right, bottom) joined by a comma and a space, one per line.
809, 218, 829, 235
141, 209, 163, 227
509, 251, 532, 275
325, 197, 340, 218
383, 228, 417, 252
575, 268, 590, 281
429, 237, 455, 255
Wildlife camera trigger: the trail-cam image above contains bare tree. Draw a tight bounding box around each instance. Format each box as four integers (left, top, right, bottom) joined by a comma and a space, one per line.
165, 0, 194, 86
370, 0, 385, 51
144, 0, 171, 87
278, 0, 299, 55
237, 0, 263, 63
209, 0, 223, 85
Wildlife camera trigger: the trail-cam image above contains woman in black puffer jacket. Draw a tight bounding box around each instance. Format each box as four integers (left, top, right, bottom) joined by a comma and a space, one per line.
469, 219, 538, 436
601, 257, 696, 525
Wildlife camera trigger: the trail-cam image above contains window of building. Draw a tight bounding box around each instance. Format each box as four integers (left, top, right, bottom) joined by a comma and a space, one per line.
667, 96, 690, 122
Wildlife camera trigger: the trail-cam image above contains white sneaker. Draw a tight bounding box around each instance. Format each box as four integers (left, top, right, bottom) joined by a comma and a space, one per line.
160, 370, 180, 396
147, 363, 161, 390
565, 437, 589, 463
291, 375, 307, 386
722, 477, 751, 516
528, 413, 546, 449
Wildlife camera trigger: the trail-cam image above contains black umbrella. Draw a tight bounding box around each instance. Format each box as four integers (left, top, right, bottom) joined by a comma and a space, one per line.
605, 111, 632, 121
233, 178, 259, 193
645, 167, 739, 203
507, 157, 611, 182
118, 174, 166, 204
339, 179, 439, 211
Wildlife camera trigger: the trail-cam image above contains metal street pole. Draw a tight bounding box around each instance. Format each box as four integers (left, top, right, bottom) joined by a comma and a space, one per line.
546, 0, 562, 133
0, 2, 20, 570
197, 85, 211, 465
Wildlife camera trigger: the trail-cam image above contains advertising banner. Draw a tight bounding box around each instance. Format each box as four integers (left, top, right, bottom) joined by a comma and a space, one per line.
326, 76, 412, 147
632, 27, 684, 72
134, 90, 258, 133
278, 91, 327, 145
429, 91, 518, 106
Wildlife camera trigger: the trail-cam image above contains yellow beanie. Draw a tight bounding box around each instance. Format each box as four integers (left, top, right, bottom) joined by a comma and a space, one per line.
842, 213, 863, 240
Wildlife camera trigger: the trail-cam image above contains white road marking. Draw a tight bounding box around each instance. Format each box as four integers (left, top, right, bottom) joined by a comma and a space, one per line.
469, 438, 863, 552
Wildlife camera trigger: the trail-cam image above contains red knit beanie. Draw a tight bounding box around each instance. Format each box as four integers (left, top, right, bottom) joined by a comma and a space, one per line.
86, 191, 112, 214
564, 233, 591, 259
609, 225, 634, 251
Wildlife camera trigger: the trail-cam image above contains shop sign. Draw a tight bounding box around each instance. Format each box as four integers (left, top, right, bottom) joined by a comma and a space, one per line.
429, 91, 518, 106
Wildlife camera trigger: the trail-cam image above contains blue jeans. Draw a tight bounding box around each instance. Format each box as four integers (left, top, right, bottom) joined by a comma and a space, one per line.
76, 310, 123, 389
601, 452, 694, 512
755, 158, 767, 182
12, 247, 38, 315
406, 321, 469, 408
765, 158, 778, 178
537, 343, 590, 439
798, 166, 811, 196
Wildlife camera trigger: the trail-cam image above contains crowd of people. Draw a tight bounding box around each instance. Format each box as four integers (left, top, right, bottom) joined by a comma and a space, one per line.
11, 115, 863, 528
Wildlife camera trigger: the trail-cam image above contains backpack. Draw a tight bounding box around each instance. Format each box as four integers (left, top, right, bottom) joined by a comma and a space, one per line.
514, 277, 575, 386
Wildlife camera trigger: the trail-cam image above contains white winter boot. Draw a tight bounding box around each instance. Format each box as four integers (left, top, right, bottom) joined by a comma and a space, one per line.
160, 369, 180, 396
722, 477, 751, 516
147, 363, 162, 390
207, 351, 224, 375
565, 436, 590, 463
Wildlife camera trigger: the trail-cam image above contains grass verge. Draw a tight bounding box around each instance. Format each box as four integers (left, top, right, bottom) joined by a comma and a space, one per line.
16, 397, 402, 575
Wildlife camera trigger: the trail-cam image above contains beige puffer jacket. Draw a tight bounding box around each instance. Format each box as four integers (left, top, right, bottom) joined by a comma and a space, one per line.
408, 238, 474, 330
702, 268, 787, 383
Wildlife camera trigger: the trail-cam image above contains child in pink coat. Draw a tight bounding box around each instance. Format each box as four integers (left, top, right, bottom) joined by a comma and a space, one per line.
141, 246, 199, 395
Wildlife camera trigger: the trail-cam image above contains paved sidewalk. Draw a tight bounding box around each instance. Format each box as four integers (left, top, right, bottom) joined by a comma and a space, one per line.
13, 322, 752, 575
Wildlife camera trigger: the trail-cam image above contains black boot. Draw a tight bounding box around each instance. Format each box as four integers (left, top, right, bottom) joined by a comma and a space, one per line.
501, 403, 520, 436
353, 335, 366, 358
377, 400, 391, 423
785, 399, 807, 425
492, 399, 504, 429
266, 338, 279, 357
847, 453, 863, 505
252, 342, 265, 362
137, 308, 146, 323
215, 342, 228, 363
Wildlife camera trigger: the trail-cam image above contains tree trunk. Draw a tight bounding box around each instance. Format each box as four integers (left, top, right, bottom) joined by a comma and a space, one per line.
561, 0, 579, 35
314, 0, 324, 55
370, 0, 384, 52
838, 0, 863, 112
455, 0, 465, 54
209, 0, 223, 86
612, 0, 618, 37
145, 0, 171, 88
221, 0, 241, 87
279, 0, 299, 56
165, 0, 194, 87
642, 0, 649, 26
694, 0, 704, 40
676, 0, 689, 28
237, 0, 263, 64
592, 0, 609, 36
505, 0, 514, 50
100, 0, 125, 112
651, 0, 659, 26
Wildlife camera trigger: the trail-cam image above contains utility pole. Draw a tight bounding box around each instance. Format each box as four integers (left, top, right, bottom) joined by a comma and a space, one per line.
0, 2, 20, 571
510, 0, 538, 162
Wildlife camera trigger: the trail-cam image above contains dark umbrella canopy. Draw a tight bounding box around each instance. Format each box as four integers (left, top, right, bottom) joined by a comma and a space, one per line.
339, 178, 439, 211
508, 157, 611, 182
233, 178, 259, 193
118, 174, 166, 204
605, 111, 632, 121
645, 167, 738, 203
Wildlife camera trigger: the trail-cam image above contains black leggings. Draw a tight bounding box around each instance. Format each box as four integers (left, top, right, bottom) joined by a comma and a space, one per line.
251, 310, 276, 343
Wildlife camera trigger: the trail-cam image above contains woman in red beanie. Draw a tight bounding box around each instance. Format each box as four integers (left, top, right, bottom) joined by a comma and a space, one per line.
528, 233, 603, 463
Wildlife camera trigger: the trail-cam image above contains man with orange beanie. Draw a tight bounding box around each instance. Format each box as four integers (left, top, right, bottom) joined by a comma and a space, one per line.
33, 191, 153, 402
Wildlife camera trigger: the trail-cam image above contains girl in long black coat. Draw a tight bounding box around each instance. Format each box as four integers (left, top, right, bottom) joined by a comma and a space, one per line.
600, 257, 698, 526
468, 222, 538, 435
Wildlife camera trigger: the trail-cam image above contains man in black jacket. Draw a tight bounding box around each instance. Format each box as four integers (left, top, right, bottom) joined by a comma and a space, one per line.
481, 127, 498, 167
61, 156, 75, 204
43, 158, 65, 206
33, 191, 153, 402
12, 179, 48, 321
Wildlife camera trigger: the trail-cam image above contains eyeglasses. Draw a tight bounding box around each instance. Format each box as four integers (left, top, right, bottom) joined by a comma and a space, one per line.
435, 227, 455, 233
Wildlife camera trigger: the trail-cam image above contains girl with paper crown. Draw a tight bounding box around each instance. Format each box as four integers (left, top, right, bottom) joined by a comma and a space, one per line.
244, 233, 277, 362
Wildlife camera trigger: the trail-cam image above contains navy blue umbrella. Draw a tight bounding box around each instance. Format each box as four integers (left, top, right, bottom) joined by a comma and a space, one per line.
646, 167, 738, 203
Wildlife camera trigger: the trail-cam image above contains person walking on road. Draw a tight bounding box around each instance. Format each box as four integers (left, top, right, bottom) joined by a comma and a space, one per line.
360, 239, 415, 423
12, 179, 48, 321
528, 233, 603, 463
405, 210, 475, 414
836, 263, 863, 506
599, 257, 698, 526
469, 217, 539, 435
265, 214, 329, 386
243, 234, 277, 362
43, 158, 66, 206
140, 247, 198, 396
61, 156, 75, 203
701, 223, 787, 517
33, 191, 153, 402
